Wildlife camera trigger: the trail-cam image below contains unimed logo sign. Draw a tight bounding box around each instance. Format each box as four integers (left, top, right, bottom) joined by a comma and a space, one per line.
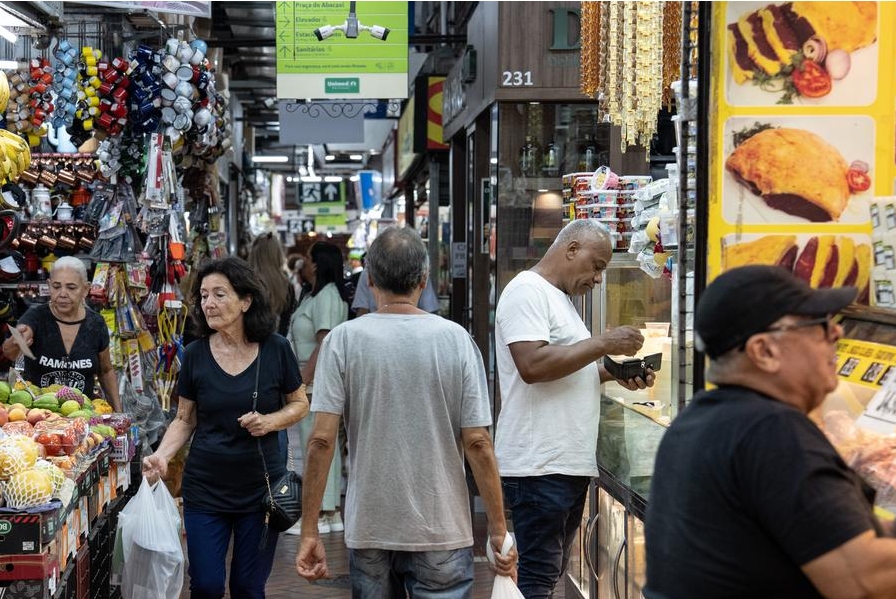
0, 520, 11, 534
325, 78, 360, 94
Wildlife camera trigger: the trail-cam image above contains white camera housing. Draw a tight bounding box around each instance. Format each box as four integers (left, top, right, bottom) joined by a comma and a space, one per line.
368, 25, 390, 41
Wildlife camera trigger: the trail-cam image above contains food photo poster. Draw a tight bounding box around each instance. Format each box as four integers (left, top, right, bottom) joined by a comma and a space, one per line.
707, 1, 896, 308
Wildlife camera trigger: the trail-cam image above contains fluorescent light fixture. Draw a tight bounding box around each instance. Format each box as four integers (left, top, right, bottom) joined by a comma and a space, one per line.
350, 175, 360, 182
537, 188, 549, 192
0, 7, 28, 28
349, 154, 363, 161
0, 26, 17, 44
301, 176, 322, 183
325, 155, 335, 161
324, 176, 342, 183
489, 157, 498, 165
251, 155, 288, 163
0, 60, 17, 70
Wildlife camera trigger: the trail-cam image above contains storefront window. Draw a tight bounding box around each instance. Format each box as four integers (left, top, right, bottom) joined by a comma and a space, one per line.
494, 102, 612, 295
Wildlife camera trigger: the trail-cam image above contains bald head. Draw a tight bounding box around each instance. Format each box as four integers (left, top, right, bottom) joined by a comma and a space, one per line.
551, 219, 613, 251
536, 220, 614, 296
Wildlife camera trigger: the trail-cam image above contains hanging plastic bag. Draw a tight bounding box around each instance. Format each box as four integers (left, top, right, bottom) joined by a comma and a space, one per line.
486, 532, 524, 599
114, 477, 184, 598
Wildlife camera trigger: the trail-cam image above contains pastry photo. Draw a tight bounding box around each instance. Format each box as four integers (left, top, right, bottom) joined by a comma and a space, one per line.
720, 233, 871, 303
723, 116, 875, 224
725, 1, 878, 106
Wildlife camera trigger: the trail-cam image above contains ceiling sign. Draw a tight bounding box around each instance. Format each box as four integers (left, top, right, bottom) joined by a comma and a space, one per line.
275, 1, 409, 100
278, 101, 364, 145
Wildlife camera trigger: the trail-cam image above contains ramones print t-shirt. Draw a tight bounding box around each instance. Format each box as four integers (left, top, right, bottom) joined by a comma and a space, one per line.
18, 304, 110, 398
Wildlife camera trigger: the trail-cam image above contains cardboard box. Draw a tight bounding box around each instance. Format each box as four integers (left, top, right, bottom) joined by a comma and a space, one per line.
0, 504, 63, 554
0, 549, 59, 599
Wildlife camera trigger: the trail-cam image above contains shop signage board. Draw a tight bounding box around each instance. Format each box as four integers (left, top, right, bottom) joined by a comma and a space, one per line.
275, 1, 409, 100
706, 2, 894, 310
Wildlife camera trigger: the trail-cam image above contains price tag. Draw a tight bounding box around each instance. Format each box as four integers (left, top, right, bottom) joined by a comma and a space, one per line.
857, 368, 896, 434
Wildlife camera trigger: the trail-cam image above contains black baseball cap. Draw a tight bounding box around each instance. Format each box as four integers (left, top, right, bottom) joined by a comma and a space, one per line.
695, 265, 857, 359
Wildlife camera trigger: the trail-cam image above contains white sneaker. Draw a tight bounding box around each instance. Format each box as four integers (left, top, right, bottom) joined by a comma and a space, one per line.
318, 516, 331, 534
283, 519, 302, 536
328, 513, 344, 532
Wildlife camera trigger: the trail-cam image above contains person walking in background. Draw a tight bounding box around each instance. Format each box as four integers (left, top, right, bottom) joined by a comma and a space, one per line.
248, 232, 297, 336
494, 219, 653, 598
295, 226, 517, 595
286, 241, 350, 535
644, 265, 896, 598
142, 257, 308, 599
2, 256, 122, 412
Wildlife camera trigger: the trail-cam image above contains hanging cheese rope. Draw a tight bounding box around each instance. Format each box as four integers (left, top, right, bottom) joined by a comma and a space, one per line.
582, 1, 680, 152
580, 1, 600, 97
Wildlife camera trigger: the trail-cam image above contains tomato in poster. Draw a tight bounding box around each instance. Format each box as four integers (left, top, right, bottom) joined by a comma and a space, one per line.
792, 61, 832, 98
846, 168, 871, 193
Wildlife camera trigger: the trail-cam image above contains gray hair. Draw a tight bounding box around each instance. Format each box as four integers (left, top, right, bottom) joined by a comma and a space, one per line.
50, 256, 88, 283
552, 219, 612, 249
366, 227, 429, 295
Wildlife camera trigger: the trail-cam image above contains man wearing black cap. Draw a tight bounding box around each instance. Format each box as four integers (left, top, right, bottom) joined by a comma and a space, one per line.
644, 265, 896, 598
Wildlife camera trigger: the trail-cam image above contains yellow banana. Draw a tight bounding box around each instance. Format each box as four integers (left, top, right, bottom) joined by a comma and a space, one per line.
0, 71, 9, 115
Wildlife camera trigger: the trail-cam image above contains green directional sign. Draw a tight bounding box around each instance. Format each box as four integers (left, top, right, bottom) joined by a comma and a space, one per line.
276, 1, 409, 100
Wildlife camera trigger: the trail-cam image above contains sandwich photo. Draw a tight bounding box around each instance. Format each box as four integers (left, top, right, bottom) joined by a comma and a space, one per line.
726, 1, 878, 105
721, 234, 871, 303
723, 118, 873, 224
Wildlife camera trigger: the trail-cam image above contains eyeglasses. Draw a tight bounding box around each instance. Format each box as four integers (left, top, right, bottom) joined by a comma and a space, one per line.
765, 314, 834, 337
739, 314, 835, 352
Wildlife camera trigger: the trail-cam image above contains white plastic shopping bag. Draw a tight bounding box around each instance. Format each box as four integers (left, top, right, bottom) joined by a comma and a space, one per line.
114, 477, 184, 598
487, 532, 524, 599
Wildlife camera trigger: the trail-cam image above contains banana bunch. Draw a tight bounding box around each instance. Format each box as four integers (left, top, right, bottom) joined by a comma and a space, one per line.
0, 71, 8, 114
0, 129, 31, 184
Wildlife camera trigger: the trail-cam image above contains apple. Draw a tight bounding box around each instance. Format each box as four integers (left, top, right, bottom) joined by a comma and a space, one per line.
26, 408, 49, 425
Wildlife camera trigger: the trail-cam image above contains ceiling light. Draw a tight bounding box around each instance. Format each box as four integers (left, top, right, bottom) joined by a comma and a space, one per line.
349, 154, 363, 161
325, 155, 335, 161
252, 155, 289, 163
0, 7, 29, 28
324, 176, 342, 183
350, 175, 360, 182
0, 60, 18, 70
301, 176, 322, 183
0, 26, 17, 44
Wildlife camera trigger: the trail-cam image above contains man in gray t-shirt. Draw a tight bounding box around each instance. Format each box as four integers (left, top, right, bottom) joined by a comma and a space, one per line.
296, 227, 516, 595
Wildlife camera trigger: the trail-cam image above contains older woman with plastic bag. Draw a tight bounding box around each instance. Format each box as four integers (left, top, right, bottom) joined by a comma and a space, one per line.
142, 257, 309, 599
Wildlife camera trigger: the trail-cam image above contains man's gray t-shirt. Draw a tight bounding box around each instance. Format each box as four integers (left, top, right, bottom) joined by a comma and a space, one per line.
313, 313, 492, 551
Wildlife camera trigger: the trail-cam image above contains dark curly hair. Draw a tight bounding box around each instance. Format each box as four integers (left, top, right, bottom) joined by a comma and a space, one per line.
189, 257, 277, 341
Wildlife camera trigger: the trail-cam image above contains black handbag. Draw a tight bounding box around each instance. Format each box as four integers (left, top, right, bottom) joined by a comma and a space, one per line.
253, 342, 303, 534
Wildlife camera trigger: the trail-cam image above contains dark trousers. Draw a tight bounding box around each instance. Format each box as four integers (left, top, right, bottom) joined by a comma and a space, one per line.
183, 508, 279, 598
502, 474, 591, 599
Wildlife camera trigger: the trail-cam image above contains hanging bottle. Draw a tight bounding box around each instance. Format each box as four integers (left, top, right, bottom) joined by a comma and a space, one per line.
544, 141, 558, 175
520, 135, 540, 177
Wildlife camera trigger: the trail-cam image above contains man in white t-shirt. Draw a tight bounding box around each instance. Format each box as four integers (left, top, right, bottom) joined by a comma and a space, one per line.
495, 219, 654, 598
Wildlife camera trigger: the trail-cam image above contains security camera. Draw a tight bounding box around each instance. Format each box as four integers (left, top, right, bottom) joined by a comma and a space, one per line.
367, 25, 390, 41
314, 24, 341, 41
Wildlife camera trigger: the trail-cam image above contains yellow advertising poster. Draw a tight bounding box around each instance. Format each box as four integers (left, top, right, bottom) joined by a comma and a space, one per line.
837, 338, 896, 388
708, 2, 894, 307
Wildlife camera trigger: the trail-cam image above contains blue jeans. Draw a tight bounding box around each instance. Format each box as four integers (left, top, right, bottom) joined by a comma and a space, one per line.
349, 547, 474, 599
183, 509, 279, 598
502, 475, 591, 599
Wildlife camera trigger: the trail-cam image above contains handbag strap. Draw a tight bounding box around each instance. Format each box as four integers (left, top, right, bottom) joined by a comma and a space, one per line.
253, 343, 275, 505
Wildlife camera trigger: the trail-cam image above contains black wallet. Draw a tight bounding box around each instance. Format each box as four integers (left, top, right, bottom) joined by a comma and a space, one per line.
603, 353, 662, 380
